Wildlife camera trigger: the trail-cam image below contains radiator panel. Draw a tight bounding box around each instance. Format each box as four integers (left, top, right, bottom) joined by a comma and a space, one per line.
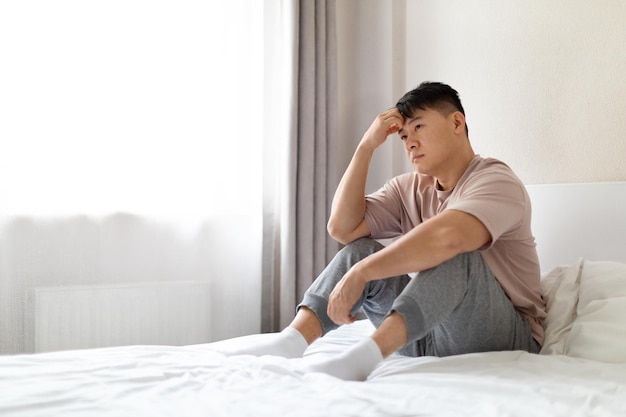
34, 281, 211, 352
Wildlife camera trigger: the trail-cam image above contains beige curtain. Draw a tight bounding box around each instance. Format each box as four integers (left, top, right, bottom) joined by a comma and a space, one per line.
262, 0, 339, 332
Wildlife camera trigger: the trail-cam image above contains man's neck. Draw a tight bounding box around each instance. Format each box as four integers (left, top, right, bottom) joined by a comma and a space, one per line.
435, 152, 476, 191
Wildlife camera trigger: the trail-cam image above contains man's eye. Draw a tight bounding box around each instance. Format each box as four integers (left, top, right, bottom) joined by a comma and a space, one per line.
414, 124, 422, 130
400, 135, 407, 141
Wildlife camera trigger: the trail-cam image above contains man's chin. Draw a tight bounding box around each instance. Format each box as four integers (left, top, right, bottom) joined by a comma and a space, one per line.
412, 164, 429, 176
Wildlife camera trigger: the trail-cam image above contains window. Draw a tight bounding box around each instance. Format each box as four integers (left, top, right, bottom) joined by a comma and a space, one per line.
0, 0, 263, 223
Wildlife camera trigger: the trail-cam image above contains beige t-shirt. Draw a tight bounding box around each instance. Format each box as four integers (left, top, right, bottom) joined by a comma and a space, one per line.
364, 155, 546, 344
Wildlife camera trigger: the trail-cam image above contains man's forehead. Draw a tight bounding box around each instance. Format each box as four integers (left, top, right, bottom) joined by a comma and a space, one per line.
404, 107, 438, 120
398, 108, 445, 134
400, 109, 428, 126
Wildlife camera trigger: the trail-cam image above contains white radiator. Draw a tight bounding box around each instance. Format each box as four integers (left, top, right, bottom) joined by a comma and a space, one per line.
34, 281, 211, 353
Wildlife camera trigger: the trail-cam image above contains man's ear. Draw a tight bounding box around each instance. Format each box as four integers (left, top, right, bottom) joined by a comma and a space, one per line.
451, 111, 466, 134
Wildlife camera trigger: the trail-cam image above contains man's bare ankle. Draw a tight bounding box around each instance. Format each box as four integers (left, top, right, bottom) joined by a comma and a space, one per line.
290, 307, 323, 344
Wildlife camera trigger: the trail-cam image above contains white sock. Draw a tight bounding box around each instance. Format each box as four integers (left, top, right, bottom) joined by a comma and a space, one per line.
220, 327, 308, 359
299, 337, 383, 381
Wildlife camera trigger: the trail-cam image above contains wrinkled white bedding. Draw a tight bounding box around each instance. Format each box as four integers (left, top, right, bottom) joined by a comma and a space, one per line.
2, 319, 625, 417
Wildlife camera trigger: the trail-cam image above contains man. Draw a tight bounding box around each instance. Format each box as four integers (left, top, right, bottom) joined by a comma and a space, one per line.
222, 81, 546, 381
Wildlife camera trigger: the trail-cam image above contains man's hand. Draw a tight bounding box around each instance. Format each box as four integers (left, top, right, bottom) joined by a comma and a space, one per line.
327, 265, 367, 325
359, 108, 404, 152
327, 108, 404, 245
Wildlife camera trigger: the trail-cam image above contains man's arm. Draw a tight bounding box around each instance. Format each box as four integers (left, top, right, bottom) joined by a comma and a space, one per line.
327, 209, 491, 325
356, 209, 491, 280
327, 108, 404, 245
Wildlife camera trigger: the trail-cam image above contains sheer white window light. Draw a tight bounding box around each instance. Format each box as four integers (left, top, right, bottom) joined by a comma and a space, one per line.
0, 0, 262, 222
0, 0, 265, 353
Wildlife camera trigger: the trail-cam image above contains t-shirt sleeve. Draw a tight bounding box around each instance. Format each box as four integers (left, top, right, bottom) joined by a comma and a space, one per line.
364, 178, 405, 239
445, 172, 526, 246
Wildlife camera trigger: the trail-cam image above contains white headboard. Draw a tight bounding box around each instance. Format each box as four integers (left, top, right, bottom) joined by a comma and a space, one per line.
526, 182, 626, 273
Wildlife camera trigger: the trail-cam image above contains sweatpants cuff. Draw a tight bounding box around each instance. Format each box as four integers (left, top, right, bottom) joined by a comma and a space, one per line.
297, 293, 338, 335
390, 294, 427, 344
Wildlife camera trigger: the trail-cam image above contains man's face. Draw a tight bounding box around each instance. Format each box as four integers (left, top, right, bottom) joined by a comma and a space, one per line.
397, 107, 459, 176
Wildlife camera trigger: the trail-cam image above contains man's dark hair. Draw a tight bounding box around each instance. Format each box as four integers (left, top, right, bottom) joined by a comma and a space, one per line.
396, 81, 468, 135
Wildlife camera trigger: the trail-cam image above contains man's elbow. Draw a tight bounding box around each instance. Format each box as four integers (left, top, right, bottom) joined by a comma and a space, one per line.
326, 221, 351, 245
327, 218, 370, 245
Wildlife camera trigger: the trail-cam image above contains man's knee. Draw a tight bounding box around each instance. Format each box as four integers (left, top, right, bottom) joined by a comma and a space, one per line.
339, 237, 384, 260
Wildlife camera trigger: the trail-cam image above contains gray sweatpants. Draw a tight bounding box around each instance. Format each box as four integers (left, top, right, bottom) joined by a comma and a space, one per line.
298, 238, 540, 357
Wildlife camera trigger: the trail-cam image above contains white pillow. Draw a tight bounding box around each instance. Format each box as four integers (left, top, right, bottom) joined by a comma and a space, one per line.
539, 259, 583, 355
565, 260, 626, 363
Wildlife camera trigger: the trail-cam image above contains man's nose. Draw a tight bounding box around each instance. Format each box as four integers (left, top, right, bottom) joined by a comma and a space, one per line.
405, 136, 418, 150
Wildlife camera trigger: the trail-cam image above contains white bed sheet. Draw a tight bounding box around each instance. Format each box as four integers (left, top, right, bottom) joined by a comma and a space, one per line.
3, 182, 626, 416
2, 319, 626, 417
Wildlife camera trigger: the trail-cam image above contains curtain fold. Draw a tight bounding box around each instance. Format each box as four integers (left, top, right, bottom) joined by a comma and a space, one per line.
262, 0, 339, 332
295, 0, 339, 301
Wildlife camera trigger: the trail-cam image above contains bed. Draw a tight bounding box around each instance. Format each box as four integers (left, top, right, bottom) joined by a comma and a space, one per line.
2, 182, 626, 417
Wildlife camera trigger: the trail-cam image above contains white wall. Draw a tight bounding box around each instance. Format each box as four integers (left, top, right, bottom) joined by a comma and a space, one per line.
337, 0, 626, 186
